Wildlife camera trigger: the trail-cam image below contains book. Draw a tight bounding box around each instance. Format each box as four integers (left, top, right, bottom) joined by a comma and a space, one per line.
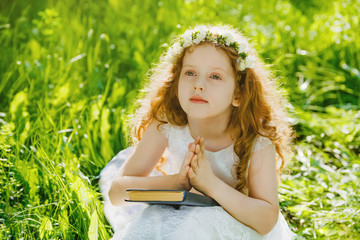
125, 189, 220, 207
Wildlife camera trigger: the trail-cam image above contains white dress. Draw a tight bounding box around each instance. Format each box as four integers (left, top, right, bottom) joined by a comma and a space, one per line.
99, 124, 296, 240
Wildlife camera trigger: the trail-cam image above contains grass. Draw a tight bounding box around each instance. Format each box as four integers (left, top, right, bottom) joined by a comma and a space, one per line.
0, 0, 359, 239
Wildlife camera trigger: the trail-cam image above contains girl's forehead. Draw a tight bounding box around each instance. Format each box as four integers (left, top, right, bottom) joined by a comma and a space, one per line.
182, 44, 233, 72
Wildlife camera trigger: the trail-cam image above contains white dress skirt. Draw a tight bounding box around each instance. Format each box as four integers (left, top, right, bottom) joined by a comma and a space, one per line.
100, 124, 296, 240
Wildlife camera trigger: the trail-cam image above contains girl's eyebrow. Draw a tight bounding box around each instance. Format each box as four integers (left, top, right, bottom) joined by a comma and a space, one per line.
183, 64, 196, 68
212, 67, 227, 74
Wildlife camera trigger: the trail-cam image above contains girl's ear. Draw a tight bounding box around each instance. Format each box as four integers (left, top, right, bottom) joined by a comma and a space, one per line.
232, 96, 240, 107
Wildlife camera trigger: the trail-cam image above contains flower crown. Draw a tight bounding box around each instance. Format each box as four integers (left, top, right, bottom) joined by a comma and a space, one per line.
166, 27, 255, 71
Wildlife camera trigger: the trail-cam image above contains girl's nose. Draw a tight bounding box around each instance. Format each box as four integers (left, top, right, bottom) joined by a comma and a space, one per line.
193, 80, 206, 92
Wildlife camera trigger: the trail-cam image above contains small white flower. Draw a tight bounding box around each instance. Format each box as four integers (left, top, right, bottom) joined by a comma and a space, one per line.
238, 41, 249, 53
192, 27, 207, 44
193, 37, 201, 44
197, 26, 207, 34
183, 39, 192, 48
223, 31, 234, 46
197, 27, 208, 40
182, 30, 193, 47
238, 59, 246, 71
245, 55, 255, 68
165, 50, 175, 63
173, 43, 182, 54
168, 46, 176, 56
194, 33, 206, 44
183, 30, 192, 40
165, 44, 182, 62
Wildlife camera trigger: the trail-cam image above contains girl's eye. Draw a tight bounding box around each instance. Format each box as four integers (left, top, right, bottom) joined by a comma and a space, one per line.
211, 74, 222, 80
185, 71, 196, 76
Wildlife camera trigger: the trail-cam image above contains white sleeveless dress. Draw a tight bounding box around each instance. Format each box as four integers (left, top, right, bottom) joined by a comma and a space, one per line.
99, 124, 296, 240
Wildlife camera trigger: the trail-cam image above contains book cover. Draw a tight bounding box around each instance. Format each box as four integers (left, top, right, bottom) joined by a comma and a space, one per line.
125, 189, 220, 207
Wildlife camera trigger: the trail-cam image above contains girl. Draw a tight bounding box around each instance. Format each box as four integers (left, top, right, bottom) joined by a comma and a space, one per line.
100, 25, 296, 239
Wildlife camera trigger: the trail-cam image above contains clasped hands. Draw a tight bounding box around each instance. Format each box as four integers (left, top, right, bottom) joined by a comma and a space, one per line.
177, 136, 217, 195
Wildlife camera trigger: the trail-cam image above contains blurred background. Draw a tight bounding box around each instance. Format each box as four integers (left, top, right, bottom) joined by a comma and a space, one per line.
0, 0, 359, 239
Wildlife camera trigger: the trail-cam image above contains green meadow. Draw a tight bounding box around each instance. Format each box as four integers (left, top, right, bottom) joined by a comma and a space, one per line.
0, 0, 359, 239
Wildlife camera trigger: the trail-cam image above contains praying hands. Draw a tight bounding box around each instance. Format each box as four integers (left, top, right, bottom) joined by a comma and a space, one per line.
188, 137, 219, 196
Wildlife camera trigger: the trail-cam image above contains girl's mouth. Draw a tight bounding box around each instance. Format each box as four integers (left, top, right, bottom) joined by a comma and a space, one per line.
190, 95, 208, 103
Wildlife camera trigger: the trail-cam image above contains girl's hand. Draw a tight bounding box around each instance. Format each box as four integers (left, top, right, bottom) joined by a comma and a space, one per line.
188, 137, 218, 195
176, 143, 195, 191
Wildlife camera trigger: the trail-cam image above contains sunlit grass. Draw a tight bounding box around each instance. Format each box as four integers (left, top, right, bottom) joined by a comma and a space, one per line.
0, 0, 359, 239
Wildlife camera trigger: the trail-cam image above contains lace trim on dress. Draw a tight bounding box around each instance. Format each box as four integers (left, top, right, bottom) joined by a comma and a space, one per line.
158, 123, 171, 139
252, 136, 272, 152
246, 136, 274, 184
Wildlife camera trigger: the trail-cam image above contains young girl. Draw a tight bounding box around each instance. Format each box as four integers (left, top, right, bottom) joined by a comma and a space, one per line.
100, 25, 296, 239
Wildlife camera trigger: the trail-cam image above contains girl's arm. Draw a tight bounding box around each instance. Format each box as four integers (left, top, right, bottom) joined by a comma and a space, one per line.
189, 138, 279, 235
108, 121, 192, 206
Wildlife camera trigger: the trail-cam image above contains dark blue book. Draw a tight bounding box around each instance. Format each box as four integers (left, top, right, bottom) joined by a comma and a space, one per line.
125, 189, 220, 207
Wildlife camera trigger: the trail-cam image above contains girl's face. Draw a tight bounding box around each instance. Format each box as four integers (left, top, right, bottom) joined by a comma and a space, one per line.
178, 44, 239, 121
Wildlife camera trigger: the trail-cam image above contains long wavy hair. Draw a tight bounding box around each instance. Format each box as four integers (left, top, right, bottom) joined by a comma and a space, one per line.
129, 25, 292, 194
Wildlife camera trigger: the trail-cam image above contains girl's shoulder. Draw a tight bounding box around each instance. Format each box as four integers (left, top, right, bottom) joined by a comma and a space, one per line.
158, 122, 187, 139
252, 120, 275, 152
252, 135, 273, 153
158, 123, 171, 139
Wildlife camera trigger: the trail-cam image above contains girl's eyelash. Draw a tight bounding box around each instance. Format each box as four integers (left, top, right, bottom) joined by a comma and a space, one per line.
211, 74, 222, 80
185, 71, 196, 76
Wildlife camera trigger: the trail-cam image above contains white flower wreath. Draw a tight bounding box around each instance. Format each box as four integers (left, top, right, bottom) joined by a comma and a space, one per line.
166, 28, 255, 71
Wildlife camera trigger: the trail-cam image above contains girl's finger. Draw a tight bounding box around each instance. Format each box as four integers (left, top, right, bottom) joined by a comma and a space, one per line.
185, 150, 191, 158
190, 165, 195, 176
194, 136, 200, 145
184, 150, 191, 162
197, 148, 203, 163
195, 143, 200, 154
188, 167, 195, 179
182, 151, 193, 170
191, 154, 198, 170
200, 137, 205, 154
186, 152, 194, 165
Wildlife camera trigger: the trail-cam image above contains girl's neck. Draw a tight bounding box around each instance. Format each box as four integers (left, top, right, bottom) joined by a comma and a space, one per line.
187, 116, 234, 151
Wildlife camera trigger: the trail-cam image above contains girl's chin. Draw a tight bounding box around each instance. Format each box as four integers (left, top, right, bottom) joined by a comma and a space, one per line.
185, 112, 217, 120
185, 108, 232, 121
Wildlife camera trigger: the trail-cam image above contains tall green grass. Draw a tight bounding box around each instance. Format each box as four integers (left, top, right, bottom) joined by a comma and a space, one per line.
0, 0, 359, 239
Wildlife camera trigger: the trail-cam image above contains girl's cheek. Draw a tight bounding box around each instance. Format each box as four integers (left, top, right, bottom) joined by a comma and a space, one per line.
183, 77, 194, 83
